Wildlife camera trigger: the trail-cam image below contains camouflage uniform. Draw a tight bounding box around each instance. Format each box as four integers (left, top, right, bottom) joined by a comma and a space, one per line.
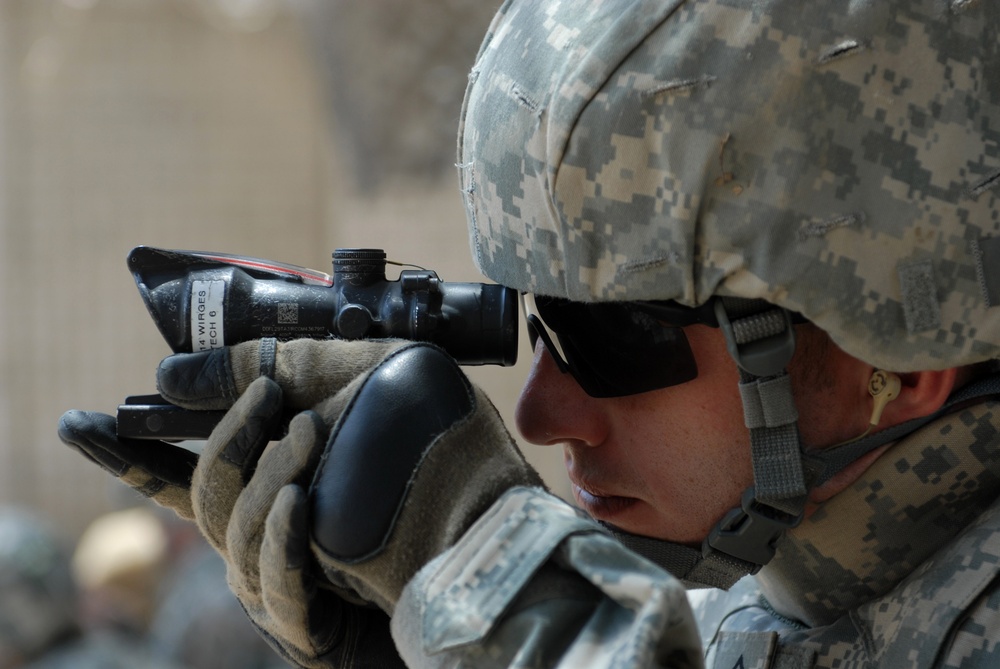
393, 488, 703, 668
690, 402, 1000, 668
383, 0, 1000, 667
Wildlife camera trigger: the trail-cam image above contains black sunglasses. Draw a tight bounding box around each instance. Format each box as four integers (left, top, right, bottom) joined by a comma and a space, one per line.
521, 294, 722, 398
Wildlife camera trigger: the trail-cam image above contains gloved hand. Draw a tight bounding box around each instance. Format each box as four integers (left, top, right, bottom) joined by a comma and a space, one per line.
59, 338, 545, 668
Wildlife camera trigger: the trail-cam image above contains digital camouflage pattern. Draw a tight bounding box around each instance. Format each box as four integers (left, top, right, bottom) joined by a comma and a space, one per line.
393, 488, 704, 668
459, 0, 1000, 372
758, 399, 1000, 628
690, 400, 1000, 668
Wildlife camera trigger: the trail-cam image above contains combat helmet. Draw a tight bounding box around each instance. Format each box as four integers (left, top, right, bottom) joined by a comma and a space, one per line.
458, 0, 1000, 586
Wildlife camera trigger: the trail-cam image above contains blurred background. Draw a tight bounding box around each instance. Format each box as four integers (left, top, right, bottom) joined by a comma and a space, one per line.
0, 0, 571, 665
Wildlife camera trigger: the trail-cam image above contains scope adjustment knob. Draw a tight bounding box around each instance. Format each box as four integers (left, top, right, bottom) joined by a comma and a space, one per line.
337, 304, 373, 339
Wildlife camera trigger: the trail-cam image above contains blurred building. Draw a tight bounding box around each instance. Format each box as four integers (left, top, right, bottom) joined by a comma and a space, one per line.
0, 0, 567, 540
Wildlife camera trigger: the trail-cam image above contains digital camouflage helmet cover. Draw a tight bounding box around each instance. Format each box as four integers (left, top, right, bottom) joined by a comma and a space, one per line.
459, 0, 1000, 374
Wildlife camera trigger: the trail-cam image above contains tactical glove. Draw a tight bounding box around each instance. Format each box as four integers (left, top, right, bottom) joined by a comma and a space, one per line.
60, 338, 545, 668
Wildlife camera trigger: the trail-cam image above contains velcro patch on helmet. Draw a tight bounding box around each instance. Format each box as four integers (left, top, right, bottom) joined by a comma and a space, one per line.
898, 261, 942, 335
973, 237, 1000, 308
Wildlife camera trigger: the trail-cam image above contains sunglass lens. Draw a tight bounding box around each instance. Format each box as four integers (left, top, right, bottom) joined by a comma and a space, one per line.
534, 298, 698, 397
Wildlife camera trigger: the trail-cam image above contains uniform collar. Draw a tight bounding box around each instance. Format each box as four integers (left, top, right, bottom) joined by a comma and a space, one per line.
755, 397, 1000, 627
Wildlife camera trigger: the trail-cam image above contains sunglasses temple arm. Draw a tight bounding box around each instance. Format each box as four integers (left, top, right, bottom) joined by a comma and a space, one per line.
525, 314, 571, 374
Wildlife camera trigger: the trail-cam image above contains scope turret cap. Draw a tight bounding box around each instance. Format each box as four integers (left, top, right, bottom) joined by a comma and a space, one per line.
459, 0, 1000, 372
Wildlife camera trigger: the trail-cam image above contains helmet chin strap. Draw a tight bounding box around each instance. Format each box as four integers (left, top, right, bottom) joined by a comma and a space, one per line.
605, 300, 1000, 590
599, 523, 754, 589
605, 373, 1000, 589
605, 298, 811, 589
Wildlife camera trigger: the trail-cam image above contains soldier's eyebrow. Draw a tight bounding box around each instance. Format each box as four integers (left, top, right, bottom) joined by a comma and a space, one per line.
817, 39, 865, 66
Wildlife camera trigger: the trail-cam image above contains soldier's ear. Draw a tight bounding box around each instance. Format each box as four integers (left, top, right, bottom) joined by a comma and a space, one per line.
876, 368, 958, 428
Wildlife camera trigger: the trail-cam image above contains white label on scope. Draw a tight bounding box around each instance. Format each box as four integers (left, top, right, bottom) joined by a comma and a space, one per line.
191, 280, 226, 351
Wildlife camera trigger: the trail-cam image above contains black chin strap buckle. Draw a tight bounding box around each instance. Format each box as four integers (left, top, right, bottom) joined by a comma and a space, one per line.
704, 487, 804, 571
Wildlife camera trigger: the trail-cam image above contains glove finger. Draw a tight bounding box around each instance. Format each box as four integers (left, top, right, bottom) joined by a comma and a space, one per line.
259, 485, 338, 662
259, 486, 399, 669
155, 340, 269, 411
191, 375, 284, 554
58, 410, 197, 519
158, 338, 410, 411
226, 409, 326, 596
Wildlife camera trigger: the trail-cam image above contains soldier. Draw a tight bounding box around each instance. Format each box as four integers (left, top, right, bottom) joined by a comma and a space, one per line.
0, 507, 187, 669
59, 0, 1000, 667
0, 508, 79, 668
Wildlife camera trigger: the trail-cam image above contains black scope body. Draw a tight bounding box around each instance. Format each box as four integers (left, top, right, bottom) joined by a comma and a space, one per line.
127, 246, 519, 365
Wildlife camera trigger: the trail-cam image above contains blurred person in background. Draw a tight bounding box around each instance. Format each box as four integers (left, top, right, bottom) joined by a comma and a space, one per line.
72, 504, 289, 667
70, 506, 170, 638
0, 508, 77, 668
0, 507, 186, 669
148, 540, 291, 669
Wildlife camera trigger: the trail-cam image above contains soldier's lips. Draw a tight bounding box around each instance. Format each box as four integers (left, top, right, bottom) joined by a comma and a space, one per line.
571, 484, 640, 520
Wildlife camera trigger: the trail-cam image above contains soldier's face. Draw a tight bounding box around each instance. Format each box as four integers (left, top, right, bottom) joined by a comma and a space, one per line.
515, 324, 870, 545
